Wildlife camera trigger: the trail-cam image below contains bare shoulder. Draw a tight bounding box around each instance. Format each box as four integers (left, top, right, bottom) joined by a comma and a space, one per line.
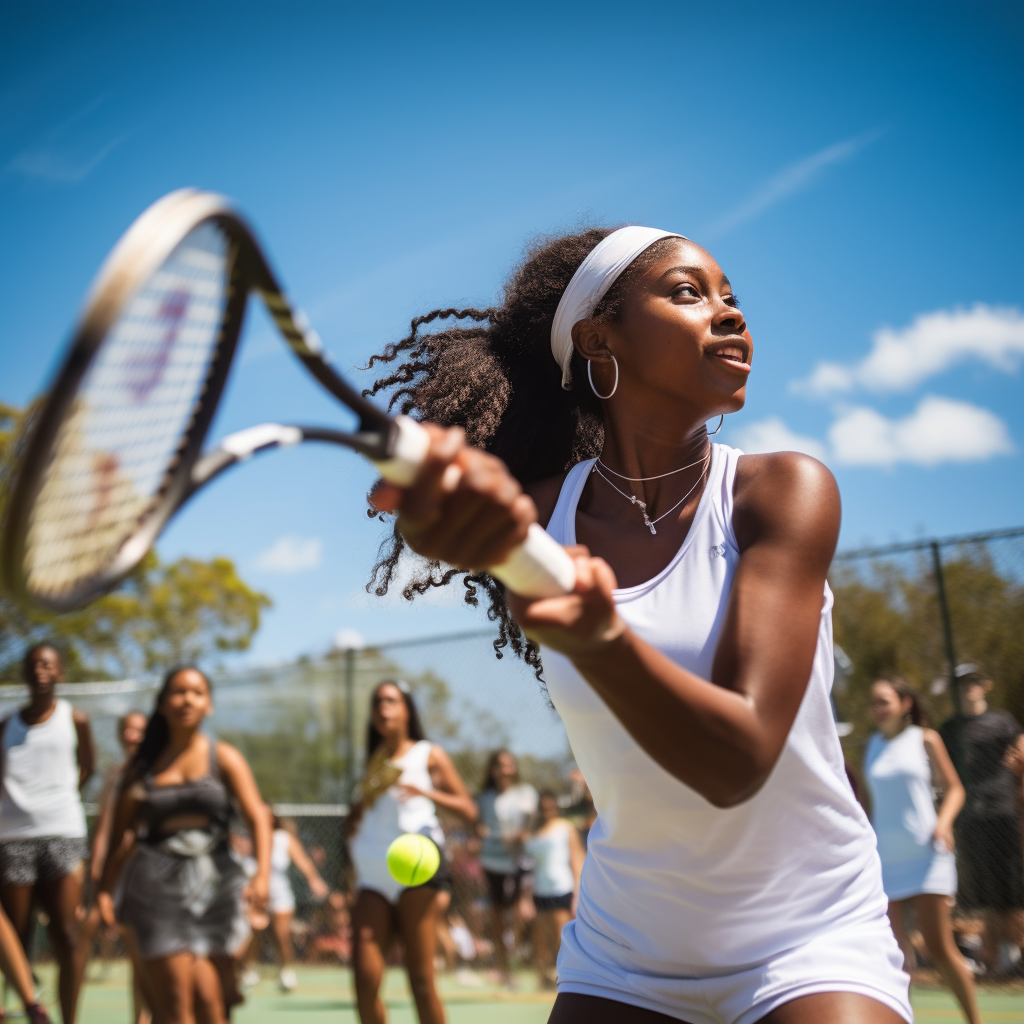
428, 743, 454, 769
72, 708, 91, 725
733, 452, 840, 557
921, 728, 946, 751
214, 739, 247, 773
525, 472, 571, 529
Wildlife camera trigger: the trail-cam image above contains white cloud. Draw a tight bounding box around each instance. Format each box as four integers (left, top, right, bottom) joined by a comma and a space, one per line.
6, 133, 128, 183
705, 127, 884, 238
4, 96, 129, 184
829, 395, 1014, 467
254, 535, 323, 572
732, 417, 828, 460
332, 628, 365, 651
794, 305, 1024, 397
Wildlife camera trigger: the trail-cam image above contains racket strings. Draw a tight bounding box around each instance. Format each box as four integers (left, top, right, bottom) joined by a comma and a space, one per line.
24, 223, 232, 600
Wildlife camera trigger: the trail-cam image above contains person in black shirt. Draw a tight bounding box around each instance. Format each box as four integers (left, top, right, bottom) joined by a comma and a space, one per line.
939, 664, 1024, 975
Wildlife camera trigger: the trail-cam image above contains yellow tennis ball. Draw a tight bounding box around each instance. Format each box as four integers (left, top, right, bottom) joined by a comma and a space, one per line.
386, 833, 440, 887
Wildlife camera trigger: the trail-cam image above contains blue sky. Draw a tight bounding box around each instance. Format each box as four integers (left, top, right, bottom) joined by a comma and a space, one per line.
1, 1, 1022, 666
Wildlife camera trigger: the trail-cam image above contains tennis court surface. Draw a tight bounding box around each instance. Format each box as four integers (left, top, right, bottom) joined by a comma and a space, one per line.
47, 964, 1023, 1023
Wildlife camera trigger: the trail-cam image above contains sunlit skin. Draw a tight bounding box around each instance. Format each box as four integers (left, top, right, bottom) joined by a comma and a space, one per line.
370, 236, 917, 1022
99, 669, 272, 1024
538, 791, 559, 824
0, 647, 95, 1024
348, 683, 477, 1024
490, 751, 518, 794
119, 711, 147, 754
957, 678, 990, 717
865, 681, 982, 1024
869, 682, 911, 740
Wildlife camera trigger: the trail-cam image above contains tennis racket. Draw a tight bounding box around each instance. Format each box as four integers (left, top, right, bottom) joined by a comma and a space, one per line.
1, 189, 576, 612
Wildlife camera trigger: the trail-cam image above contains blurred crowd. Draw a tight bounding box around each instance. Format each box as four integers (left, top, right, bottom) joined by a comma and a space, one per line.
0, 645, 1020, 1024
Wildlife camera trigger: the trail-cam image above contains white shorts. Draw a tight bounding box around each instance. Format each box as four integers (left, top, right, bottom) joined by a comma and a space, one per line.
881, 841, 957, 902
556, 914, 912, 1024
268, 873, 295, 915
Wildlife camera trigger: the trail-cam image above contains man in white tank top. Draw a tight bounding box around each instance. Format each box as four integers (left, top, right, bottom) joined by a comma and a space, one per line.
366, 227, 913, 1023
0, 643, 94, 1024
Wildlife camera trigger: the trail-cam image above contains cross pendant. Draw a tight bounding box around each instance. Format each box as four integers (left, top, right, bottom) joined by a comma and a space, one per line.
642, 512, 657, 535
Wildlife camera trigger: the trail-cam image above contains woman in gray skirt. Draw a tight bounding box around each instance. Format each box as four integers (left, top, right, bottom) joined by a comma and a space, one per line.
98, 666, 270, 1024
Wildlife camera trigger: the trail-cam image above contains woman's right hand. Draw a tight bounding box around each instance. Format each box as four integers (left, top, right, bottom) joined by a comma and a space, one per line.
370, 425, 537, 575
371, 426, 626, 657
97, 890, 116, 928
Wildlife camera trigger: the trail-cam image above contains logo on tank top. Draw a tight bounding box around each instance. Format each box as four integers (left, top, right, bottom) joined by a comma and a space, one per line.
709, 543, 726, 559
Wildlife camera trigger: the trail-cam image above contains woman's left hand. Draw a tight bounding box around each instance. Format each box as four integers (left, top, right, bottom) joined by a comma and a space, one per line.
933, 822, 955, 852
246, 874, 270, 913
310, 877, 330, 901
505, 547, 626, 659
97, 890, 117, 929
397, 783, 429, 802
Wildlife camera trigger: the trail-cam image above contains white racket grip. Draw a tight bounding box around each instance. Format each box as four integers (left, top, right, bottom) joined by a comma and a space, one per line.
371, 415, 431, 487
371, 416, 577, 597
490, 523, 576, 597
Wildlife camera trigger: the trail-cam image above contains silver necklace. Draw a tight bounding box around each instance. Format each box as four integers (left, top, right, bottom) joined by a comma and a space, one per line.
591, 449, 711, 535
597, 452, 707, 482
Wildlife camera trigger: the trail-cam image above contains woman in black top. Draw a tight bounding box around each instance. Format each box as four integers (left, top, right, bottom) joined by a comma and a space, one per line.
99, 667, 271, 1024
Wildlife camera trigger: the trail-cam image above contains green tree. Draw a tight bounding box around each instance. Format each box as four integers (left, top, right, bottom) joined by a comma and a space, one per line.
831, 544, 1024, 756
1, 402, 271, 679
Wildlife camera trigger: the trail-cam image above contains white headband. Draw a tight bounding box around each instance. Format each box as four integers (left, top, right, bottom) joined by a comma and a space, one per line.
550, 226, 684, 389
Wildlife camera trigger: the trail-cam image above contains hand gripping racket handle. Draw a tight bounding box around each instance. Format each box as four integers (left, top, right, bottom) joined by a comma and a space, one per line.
372, 416, 577, 598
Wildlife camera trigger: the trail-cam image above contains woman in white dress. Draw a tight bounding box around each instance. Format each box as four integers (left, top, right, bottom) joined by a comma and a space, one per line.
346, 681, 477, 1024
245, 808, 329, 993
525, 791, 584, 990
865, 678, 982, 1024
365, 227, 914, 1023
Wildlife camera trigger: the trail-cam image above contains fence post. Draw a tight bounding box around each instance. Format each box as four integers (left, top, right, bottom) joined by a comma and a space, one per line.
930, 541, 957, 685
344, 646, 356, 802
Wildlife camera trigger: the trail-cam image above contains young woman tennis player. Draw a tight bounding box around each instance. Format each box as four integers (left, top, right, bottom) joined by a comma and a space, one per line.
99, 667, 271, 1024
366, 228, 913, 1024
346, 680, 477, 1024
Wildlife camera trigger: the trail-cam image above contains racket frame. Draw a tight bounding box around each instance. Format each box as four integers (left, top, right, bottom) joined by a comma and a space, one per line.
1, 190, 395, 610
2, 189, 576, 612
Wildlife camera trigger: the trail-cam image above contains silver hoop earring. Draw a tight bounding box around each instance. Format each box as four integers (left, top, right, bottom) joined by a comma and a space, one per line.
588, 357, 619, 400
708, 414, 724, 435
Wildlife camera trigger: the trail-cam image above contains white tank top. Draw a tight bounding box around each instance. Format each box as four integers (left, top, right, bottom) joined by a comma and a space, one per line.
864, 725, 939, 863
350, 740, 444, 865
541, 444, 886, 972
0, 699, 87, 840
525, 821, 575, 897
270, 828, 292, 876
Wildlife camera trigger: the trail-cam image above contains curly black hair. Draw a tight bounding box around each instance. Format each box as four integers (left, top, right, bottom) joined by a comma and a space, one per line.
363, 228, 680, 678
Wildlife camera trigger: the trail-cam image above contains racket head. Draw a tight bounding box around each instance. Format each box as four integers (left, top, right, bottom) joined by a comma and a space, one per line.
1, 190, 251, 611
